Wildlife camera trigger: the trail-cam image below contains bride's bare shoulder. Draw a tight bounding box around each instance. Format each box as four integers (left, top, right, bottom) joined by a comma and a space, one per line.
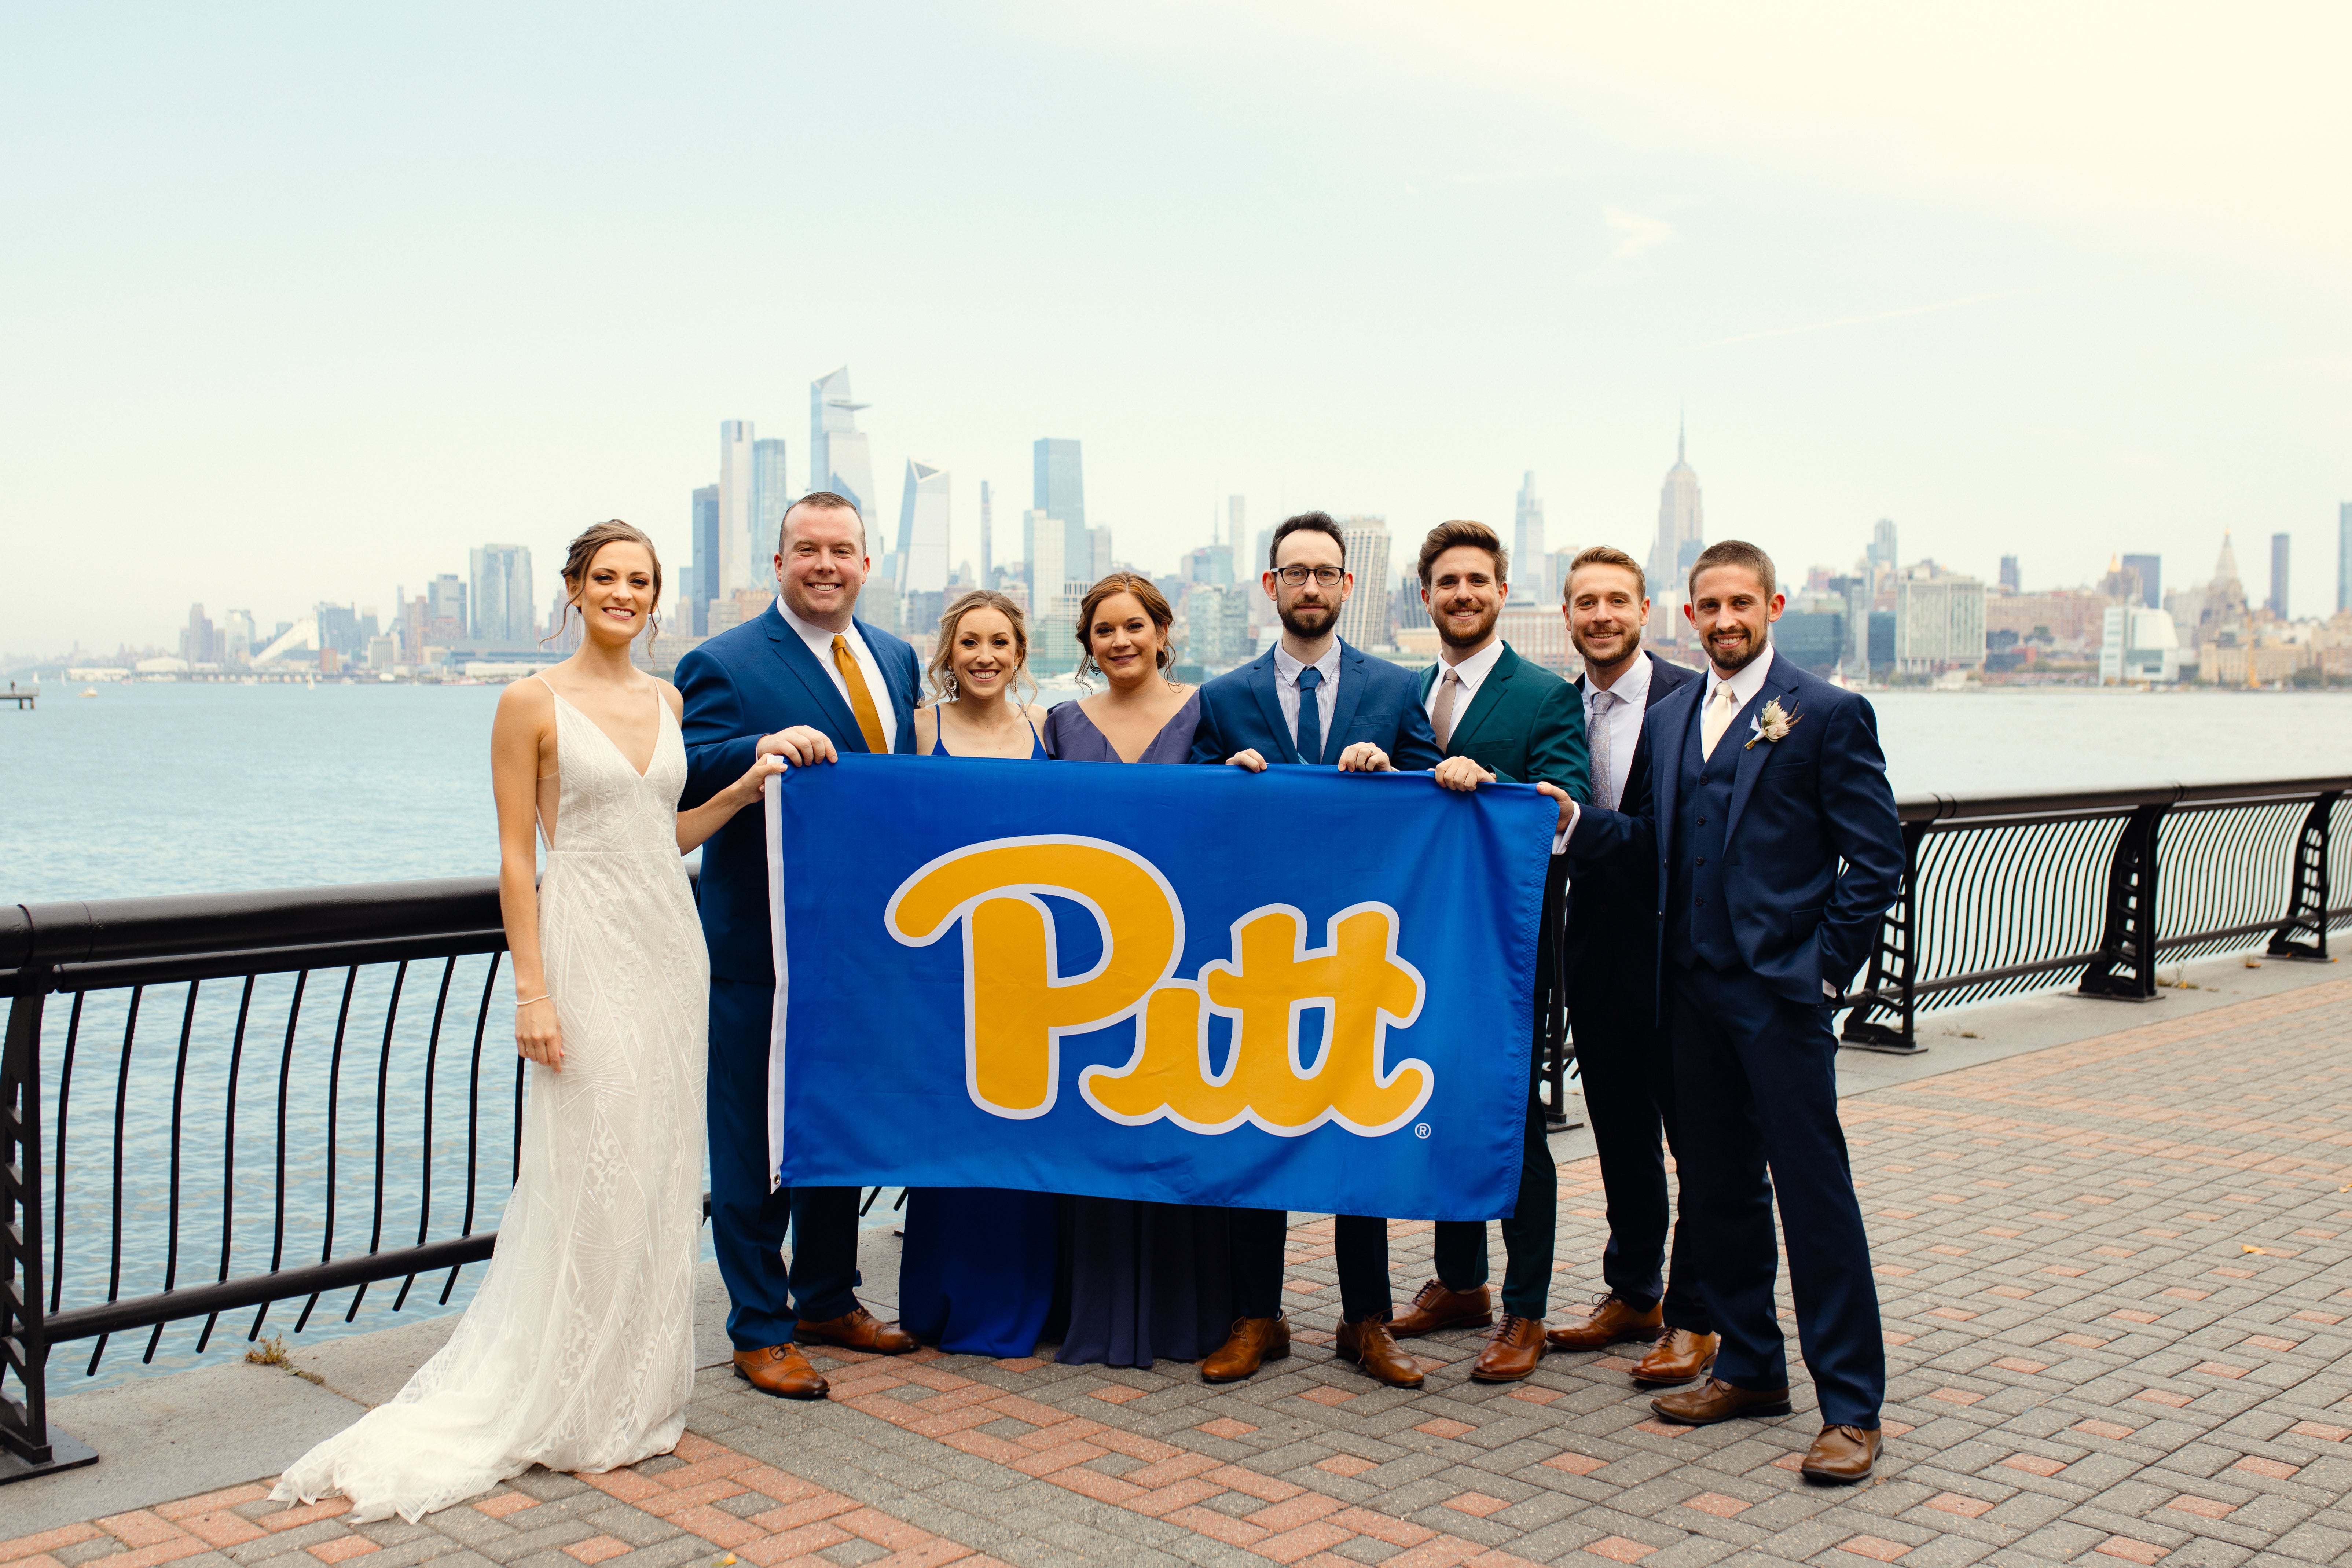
495, 675, 555, 722
653, 677, 684, 720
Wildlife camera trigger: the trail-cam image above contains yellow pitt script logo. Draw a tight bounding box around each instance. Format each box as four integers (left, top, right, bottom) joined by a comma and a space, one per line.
884, 837, 1431, 1137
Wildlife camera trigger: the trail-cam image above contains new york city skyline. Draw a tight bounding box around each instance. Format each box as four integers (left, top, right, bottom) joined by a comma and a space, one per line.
7, 3, 2347, 654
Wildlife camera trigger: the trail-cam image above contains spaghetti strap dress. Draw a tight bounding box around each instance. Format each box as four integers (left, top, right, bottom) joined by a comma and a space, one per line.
893, 713, 1064, 1356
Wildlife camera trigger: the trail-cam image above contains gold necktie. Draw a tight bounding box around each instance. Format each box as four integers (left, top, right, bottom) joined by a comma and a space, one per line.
1699, 681, 1739, 760
1431, 668, 1463, 752
832, 634, 889, 754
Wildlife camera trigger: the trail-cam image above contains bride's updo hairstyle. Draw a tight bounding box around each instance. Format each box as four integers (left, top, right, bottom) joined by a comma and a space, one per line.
1075, 571, 1178, 689
926, 589, 1035, 706
547, 519, 663, 646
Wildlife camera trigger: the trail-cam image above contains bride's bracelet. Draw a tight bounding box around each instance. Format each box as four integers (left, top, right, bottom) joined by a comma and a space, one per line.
517, 994, 550, 1007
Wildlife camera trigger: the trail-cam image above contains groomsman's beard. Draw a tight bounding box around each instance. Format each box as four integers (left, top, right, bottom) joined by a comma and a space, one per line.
1279, 600, 1336, 639
1435, 601, 1500, 650
1705, 623, 1769, 673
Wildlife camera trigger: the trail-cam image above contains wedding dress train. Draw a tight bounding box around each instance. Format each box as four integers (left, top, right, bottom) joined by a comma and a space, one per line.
274, 685, 709, 1522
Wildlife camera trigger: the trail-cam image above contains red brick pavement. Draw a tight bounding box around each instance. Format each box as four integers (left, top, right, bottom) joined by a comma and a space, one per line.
9, 979, 2351, 1564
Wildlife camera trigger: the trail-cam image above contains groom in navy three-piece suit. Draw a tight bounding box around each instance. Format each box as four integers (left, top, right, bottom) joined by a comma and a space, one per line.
678, 491, 922, 1401
1571, 539, 1903, 1483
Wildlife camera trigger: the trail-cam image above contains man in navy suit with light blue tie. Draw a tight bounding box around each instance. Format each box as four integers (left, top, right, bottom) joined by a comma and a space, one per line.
677, 490, 922, 1402
1188, 510, 1445, 1389
1572, 539, 1902, 1481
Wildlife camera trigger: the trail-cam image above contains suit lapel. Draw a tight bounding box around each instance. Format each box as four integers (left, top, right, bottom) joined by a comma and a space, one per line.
1447, 643, 1518, 754
1723, 663, 1801, 842
856, 616, 918, 734
1245, 652, 1298, 764
1320, 643, 1370, 765
766, 608, 864, 748
1649, 674, 1699, 852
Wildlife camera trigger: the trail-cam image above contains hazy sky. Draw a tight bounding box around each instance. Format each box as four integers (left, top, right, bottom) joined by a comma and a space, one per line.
9, 1, 2348, 652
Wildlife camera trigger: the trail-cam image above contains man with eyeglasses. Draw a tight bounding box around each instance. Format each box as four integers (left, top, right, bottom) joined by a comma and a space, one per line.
1190, 510, 1444, 1389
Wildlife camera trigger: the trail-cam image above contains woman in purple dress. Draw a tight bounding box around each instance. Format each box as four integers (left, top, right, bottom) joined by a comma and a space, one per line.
1042, 573, 1234, 1367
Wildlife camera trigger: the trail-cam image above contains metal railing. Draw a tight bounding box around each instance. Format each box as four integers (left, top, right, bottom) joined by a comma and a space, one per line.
1839, 776, 2351, 1050
6, 775, 2348, 1478
2, 878, 518, 1480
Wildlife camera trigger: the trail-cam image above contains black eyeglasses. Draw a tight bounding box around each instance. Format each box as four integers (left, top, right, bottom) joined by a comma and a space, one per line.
1274, 566, 1345, 587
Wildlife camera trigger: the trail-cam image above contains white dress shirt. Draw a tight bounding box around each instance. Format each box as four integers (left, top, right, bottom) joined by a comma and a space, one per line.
776, 593, 898, 753
1581, 649, 1657, 810
1699, 644, 1776, 753
1270, 640, 1341, 759
1423, 636, 1507, 736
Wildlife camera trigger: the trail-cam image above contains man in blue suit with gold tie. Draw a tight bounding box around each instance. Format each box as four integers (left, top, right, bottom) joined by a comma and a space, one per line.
678, 491, 923, 1402
1189, 511, 1446, 1388
1574, 538, 1903, 1481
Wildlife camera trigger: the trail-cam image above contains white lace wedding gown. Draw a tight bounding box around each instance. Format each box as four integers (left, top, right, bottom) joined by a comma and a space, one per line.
274, 686, 709, 1522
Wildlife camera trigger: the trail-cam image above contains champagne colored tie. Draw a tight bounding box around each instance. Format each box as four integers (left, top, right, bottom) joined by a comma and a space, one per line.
1432, 668, 1463, 752
832, 634, 889, 754
1699, 681, 1739, 760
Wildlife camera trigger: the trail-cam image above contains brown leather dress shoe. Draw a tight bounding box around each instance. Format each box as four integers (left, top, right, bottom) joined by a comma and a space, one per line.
1335, 1317, 1425, 1388
1469, 1315, 1546, 1383
1542, 1294, 1663, 1352
1630, 1327, 1720, 1386
1801, 1423, 1881, 1483
732, 1343, 829, 1399
1649, 1376, 1793, 1425
1387, 1278, 1495, 1337
796, 1305, 917, 1355
1202, 1316, 1291, 1383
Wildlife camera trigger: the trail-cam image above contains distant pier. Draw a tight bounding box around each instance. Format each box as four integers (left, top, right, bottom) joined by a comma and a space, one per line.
5, 680, 33, 710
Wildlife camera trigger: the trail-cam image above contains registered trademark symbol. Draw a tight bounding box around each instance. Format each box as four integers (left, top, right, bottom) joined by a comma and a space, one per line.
1414, 1123, 1431, 1139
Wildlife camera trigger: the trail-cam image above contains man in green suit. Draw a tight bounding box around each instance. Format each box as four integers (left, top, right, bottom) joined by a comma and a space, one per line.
1385, 519, 1593, 1381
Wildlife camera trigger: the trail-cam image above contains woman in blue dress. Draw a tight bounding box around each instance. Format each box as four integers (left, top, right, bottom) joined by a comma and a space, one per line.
896, 590, 1061, 1356
1041, 573, 1236, 1368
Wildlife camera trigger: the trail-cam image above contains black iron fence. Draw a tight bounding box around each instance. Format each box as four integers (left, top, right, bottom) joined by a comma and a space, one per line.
1839, 776, 2349, 1049
6, 774, 2348, 1479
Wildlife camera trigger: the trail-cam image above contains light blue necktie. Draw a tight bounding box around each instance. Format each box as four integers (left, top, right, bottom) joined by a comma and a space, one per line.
1295, 665, 1323, 763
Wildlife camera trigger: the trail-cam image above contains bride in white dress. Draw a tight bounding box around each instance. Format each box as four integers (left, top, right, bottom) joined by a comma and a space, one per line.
274, 520, 783, 1523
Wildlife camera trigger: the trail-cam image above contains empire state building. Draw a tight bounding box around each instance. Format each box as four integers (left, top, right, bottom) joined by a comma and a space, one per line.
1650, 419, 1705, 601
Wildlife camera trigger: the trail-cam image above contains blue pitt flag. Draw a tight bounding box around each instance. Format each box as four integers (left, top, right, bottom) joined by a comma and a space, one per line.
762, 755, 1555, 1221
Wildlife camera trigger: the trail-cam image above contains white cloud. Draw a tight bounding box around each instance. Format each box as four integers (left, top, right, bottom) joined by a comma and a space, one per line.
1599, 203, 1675, 264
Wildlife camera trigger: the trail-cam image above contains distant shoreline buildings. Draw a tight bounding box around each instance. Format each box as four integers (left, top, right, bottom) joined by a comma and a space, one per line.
44, 392, 2352, 692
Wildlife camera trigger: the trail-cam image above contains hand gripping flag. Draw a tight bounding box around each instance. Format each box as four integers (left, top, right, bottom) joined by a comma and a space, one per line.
762, 755, 1554, 1220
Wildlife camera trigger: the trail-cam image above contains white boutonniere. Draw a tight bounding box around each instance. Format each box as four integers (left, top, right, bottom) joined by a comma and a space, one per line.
1744, 698, 1800, 750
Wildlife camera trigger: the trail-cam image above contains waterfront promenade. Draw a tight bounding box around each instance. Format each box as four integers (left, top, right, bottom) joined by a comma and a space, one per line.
7, 954, 2348, 1565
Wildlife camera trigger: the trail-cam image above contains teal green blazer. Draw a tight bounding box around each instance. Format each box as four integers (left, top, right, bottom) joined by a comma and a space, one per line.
1416, 642, 1592, 803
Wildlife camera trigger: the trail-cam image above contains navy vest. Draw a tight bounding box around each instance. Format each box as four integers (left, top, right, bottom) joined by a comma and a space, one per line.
1665, 701, 1742, 971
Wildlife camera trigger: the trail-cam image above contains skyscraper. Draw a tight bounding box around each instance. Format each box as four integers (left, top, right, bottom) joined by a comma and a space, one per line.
1999, 555, 2021, 595
1024, 509, 1076, 673
1227, 496, 1246, 551
2339, 503, 2351, 614
752, 437, 790, 565
2121, 554, 2161, 611
718, 420, 756, 595
1868, 518, 1899, 573
808, 367, 874, 525
1033, 438, 1085, 533
980, 481, 994, 584
896, 461, 951, 596
691, 484, 720, 636
469, 543, 535, 642
2270, 532, 2292, 618
1337, 516, 1392, 650
1651, 422, 1704, 598
1512, 472, 1546, 603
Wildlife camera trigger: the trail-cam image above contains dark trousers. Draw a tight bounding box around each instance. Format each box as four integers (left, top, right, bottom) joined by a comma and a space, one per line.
1667, 963, 1884, 1427
1427, 1088, 1556, 1318
709, 977, 863, 1349
1229, 1208, 1391, 1323
1573, 975, 1712, 1332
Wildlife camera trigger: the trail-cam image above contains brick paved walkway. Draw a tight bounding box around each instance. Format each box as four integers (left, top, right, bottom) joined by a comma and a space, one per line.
9, 980, 2349, 1567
